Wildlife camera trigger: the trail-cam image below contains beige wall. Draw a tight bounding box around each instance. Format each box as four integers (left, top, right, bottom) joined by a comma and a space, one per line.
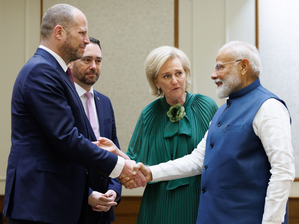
0, 0, 41, 194
179, 0, 255, 106
258, 0, 299, 196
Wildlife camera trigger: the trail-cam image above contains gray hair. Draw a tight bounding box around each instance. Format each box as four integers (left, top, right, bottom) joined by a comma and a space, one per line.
145, 46, 192, 96
41, 4, 77, 39
219, 41, 262, 77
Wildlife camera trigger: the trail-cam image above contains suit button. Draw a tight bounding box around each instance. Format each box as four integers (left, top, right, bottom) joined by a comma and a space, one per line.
204, 165, 208, 170
210, 143, 214, 148
202, 188, 206, 193
217, 122, 221, 127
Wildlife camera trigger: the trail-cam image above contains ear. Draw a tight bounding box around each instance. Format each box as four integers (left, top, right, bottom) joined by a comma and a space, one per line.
54, 25, 64, 40
154, 79, 159, 89
240, 59, 250, 75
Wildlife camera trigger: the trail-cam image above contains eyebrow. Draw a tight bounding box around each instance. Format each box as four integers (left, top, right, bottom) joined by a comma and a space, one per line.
160, 69, 183, 75
81, 56, 102, 59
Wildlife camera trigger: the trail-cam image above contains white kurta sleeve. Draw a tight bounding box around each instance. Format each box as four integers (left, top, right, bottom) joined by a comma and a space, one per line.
253, 99, 295, 224
150, 131, 207, 182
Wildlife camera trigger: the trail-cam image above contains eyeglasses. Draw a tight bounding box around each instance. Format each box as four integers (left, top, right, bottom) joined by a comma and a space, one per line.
214, 59, 243, 73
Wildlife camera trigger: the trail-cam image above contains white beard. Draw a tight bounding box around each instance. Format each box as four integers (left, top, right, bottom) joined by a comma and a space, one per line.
215, 67, 241, 99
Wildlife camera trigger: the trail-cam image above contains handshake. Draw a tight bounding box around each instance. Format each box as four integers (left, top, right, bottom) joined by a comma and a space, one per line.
96, 137, 153, 189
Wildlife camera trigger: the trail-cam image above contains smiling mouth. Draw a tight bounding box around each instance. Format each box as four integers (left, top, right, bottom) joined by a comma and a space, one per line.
214, 80, 223, 87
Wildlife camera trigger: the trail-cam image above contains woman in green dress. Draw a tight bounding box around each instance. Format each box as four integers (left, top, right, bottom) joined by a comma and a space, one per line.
125, 46, 218, 224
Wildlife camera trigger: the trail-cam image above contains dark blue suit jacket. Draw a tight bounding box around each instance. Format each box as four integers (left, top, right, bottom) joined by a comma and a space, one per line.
4, 48, 118, 224
84, 90, 122, 224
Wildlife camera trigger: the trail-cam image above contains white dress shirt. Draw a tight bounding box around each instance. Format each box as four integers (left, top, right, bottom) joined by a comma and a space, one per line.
74, 83, 100, 138
38, 45, 125, 178
150, 98, 295, 224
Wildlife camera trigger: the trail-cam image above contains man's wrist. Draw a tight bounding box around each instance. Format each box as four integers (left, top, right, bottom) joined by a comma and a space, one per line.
109, 156, 125, 178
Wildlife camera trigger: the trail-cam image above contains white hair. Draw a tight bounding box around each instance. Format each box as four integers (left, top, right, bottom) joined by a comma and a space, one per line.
219, 41, 262, 77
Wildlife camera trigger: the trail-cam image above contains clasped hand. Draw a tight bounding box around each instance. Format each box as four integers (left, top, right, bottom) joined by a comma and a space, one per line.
95, 137, 152, 189
88, 190, 117, 212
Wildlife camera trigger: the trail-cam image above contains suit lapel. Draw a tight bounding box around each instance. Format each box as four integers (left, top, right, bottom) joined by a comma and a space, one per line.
36, 48, 93, 140
94, 91, 105, 137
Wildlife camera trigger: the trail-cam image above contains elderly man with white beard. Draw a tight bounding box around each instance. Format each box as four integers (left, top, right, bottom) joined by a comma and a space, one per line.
106, 41, 295, 224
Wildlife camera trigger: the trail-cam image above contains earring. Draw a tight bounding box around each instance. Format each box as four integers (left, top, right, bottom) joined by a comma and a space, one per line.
157, 88, 160, 95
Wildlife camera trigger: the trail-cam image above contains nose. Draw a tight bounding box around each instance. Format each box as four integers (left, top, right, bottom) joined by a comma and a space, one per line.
84, 34, 90, 45
211, 70, 218, 80
90, 60, 96, 69
171, 76, 178, 84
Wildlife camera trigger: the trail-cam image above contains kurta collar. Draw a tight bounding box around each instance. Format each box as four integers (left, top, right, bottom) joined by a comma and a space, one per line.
228, 78, 261, 100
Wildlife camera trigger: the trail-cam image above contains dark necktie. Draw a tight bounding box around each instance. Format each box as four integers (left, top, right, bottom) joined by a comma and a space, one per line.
66, 68, 75, 86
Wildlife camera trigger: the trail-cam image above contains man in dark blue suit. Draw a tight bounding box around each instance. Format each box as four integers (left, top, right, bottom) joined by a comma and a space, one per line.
3, 4, 145, 224
69, 37, 122, 224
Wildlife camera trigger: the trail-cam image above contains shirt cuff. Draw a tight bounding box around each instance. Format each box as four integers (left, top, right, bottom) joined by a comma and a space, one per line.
109, 156, 125, 178
149, 165, 163, 182
262, 221, 281, 224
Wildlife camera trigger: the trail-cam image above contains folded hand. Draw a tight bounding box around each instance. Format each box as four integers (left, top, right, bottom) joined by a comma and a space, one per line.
88, 190, 118, 212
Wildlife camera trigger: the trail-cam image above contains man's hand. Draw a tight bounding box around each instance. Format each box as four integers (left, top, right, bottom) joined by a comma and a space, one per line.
88, 190, 117, 212
119, 162, 152, 189
137, 162, 152, 182
120, 160, 147, 188
95, 137, 130, 160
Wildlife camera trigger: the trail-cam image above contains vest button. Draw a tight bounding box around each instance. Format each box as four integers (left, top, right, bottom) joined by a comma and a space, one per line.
210, 143, 214, 148
202, 188, 206, 193
204, 165, 208, 170
217, 122, 221, 127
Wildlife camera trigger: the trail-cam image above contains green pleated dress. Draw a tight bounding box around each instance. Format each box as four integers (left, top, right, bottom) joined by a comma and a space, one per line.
126, 92, 218, 224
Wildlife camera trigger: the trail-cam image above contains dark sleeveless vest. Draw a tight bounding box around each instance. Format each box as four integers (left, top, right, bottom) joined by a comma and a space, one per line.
197, 79, 289, 224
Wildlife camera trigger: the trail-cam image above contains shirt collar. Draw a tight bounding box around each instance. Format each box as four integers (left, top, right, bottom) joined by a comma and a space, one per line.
39, 45, 68, 72
74, 82, 94, 97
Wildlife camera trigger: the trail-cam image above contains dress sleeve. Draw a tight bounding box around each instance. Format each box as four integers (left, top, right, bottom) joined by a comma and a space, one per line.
126, 112, 145, 162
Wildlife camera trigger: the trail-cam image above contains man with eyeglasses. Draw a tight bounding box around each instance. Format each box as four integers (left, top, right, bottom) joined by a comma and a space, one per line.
110, 41, 295, 224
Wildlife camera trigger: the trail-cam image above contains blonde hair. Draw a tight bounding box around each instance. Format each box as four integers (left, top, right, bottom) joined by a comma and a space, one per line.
144, 46, 192, 96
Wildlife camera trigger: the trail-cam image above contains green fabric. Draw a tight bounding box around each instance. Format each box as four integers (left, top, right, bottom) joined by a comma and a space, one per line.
126, 92, 218, 224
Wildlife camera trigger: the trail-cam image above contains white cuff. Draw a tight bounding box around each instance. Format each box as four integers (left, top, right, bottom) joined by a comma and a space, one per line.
109, 156, 125, 178
150, 165, 164, 182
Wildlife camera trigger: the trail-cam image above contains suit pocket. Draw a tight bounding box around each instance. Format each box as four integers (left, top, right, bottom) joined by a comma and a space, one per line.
37, 160, 71, 177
